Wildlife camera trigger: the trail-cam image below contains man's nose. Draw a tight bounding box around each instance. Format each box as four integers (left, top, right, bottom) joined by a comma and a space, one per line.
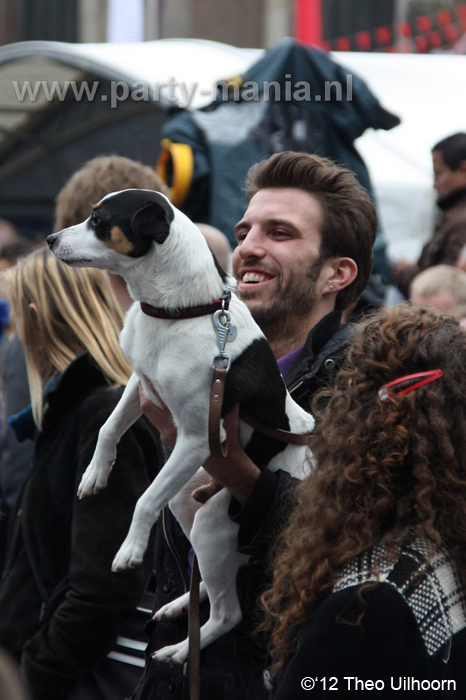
237, 229, 266, 260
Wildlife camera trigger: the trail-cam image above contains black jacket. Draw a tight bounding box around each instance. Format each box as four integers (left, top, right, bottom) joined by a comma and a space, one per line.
0, 353, 164, 700
132, 311, 353, 700
272, 539, 466, 698
160, 39, 399, 304
392, 187, 466, 297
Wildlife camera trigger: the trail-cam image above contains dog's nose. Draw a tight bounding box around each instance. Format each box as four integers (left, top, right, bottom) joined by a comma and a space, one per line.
46, 233, 59, 251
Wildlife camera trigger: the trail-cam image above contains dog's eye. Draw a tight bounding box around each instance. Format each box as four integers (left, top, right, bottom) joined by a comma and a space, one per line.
90, 211, 100, 226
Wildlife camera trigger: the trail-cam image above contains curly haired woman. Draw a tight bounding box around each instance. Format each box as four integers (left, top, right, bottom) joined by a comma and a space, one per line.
262, 304, 466, 698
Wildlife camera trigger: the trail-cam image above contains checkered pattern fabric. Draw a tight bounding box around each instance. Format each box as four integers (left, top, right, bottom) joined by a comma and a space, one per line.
333, 538, 466, 659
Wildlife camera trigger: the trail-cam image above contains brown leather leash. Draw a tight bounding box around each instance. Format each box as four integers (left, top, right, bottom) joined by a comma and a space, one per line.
188, 555, 201, 700
208, 374, 311, 457
239, 412, 310, 446
189, 294, 310, 699
190, 371, 311, 700
208, 365, 229, 458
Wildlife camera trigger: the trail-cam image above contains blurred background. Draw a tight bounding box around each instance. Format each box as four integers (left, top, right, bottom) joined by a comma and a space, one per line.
0, 0, 465, 277
2, 0, 466, 53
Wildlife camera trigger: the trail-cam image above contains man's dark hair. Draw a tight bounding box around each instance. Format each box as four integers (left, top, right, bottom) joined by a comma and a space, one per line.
245, 152, 377, 311
432, 132, 466, 170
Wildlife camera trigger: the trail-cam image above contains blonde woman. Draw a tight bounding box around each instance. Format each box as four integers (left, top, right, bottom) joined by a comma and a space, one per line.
0, 247, 164, 700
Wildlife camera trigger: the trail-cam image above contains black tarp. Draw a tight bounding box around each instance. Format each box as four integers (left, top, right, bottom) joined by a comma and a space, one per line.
160, 39, 401, 304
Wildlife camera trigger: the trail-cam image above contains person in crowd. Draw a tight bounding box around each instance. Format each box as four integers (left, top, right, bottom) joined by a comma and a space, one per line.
0, 649, 30, 700
54, 155, 168, 230
393, 132, 466, 297
0, 156, 168, 573
409, 263, 466, 318
196, 223, 232, 272
0, 219, 20, 251
262, 304, 466, 697
0, 238, 38, 272
0, 236, 40, 571
132, 151, 378, 700
54, 154, 169, 313
0, 247, 164, 700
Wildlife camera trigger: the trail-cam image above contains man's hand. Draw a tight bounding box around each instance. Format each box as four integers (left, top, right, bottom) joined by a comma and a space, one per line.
192, 480, 224, 503
138, 382, 177, 447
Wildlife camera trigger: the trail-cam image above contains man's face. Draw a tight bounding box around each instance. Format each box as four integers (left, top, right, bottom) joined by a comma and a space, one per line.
232, 188, 329, 338
432, 150, 466, 200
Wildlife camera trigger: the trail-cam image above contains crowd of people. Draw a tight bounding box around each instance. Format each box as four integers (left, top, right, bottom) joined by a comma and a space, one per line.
0, 133, 466, 700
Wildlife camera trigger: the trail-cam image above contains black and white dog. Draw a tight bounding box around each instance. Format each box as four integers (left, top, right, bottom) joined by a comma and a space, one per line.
47, 189, 314, 664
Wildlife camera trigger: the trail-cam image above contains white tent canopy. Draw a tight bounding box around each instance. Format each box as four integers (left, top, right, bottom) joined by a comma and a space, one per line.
0, 38, 262, 231
0, 37, 465, 256
0, 38, 261, 138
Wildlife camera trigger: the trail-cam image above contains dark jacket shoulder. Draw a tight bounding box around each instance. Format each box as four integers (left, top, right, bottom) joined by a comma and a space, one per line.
273, 541, 466, 698
0, 354, 164, 700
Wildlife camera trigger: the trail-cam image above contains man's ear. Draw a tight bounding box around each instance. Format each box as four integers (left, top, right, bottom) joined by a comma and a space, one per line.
131, 201, 170, 244
324, 257, 358, 295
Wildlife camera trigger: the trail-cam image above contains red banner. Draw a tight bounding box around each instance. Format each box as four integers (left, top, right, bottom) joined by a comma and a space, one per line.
294, 0, 322, 46
295, 2, 466, 54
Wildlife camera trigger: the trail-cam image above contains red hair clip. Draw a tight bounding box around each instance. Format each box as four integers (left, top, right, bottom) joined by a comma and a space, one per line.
378, 370, 444, 403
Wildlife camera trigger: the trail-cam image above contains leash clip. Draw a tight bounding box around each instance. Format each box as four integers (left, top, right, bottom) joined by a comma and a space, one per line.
212, 353, 231, 372
221, 291, 231, 312
212, 309, 237, 353
211, 290, 235, 374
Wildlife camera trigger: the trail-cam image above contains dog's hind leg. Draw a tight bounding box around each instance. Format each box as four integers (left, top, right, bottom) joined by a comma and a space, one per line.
154, 582, 208, 622
153, 468, 212, 621
112, 434, 210, 571
154, 491, 248, 664
78, 373, 142, 498
168, 467, 212, 538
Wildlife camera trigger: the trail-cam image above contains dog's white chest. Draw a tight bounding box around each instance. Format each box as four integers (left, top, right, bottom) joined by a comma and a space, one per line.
119, 305, 149, 362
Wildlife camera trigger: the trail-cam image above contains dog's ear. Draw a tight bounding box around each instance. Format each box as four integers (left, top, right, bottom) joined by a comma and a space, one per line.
131, 201, 170, 244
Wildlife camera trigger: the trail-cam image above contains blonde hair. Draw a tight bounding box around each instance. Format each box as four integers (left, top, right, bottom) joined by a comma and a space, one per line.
2, 246, 132, 428
410, 264, 466, 306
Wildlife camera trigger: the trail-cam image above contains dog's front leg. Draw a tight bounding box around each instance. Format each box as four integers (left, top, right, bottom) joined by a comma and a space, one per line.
112, 433, 210, 571
78, 373, 142, 498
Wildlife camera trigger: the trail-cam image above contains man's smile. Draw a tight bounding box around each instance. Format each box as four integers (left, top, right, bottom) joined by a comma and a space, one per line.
237, 268, 276, 291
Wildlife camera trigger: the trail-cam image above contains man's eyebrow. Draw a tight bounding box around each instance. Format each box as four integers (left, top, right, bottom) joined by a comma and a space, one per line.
234, 220, 248, 237
235, 218, 299, 235
267, 218, 297, 230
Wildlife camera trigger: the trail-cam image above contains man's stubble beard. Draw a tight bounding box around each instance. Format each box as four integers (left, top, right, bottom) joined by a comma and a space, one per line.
239, 258, 324, 342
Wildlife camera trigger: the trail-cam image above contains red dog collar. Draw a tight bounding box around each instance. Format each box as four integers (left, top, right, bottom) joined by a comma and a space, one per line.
140, 291, 231, 320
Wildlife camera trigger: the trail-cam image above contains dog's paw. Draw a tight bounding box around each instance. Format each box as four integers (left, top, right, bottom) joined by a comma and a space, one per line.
152, 640, 189, 665
153, 595, 189, 621
77, 459, 114, 499
111, 539, 145, 572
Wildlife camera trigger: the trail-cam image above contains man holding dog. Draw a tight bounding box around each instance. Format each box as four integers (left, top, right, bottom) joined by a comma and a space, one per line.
132, 151, 377, 700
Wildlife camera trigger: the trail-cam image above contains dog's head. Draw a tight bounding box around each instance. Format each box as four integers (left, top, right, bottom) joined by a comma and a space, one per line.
47, 189, 175, 271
